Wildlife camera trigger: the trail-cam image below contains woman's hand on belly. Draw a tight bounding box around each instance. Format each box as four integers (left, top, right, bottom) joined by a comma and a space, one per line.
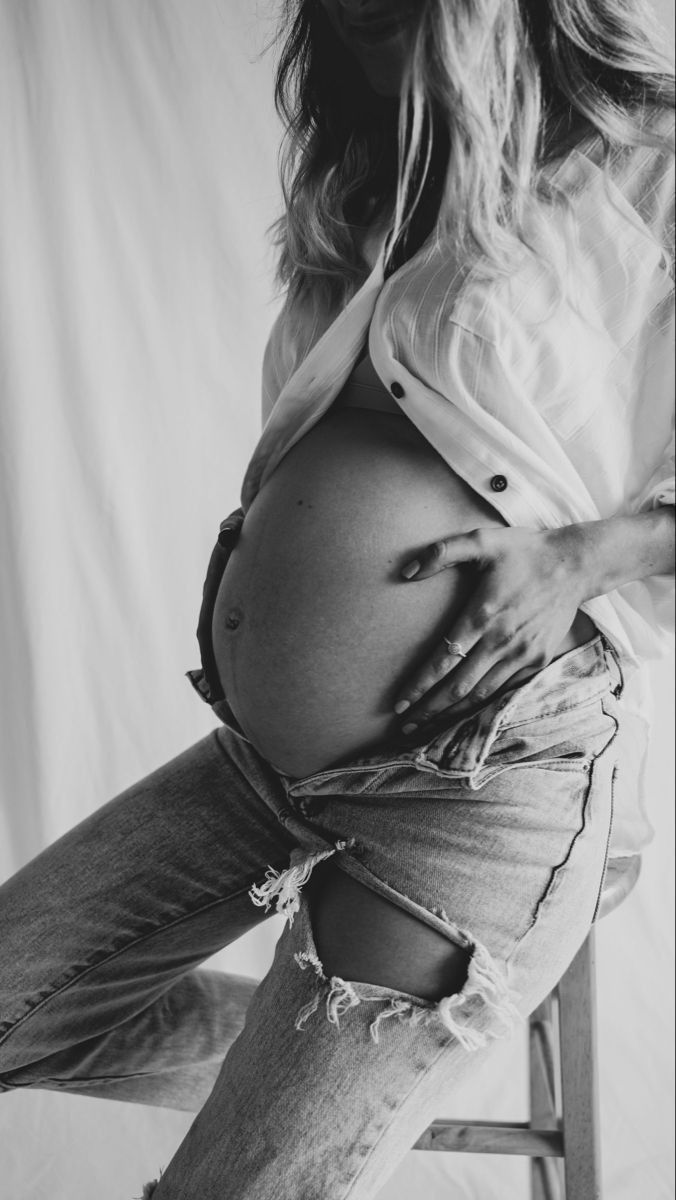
392, 524, 595, 734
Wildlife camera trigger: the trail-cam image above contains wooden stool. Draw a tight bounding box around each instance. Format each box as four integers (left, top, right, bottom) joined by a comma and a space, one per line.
414, 854, 642, 1199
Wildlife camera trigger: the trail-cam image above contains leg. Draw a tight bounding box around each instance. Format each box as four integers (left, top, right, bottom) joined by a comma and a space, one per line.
145, 804, 607, 1200
0, 727, 297, 1111
149, 885, 501, 1200
147, 641, 620, 1198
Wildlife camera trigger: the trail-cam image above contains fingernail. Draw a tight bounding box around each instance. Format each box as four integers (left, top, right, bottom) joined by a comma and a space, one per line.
402, 722, 418, 735
394, 700, 411, 714
401, 560, 421, 580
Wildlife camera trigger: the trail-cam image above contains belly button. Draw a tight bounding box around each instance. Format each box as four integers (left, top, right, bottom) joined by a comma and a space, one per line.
225, 607, 243, 631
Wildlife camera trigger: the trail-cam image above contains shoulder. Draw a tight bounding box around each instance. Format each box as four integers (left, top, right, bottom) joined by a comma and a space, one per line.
558, 106, 675, 270
447, 110, 675, 350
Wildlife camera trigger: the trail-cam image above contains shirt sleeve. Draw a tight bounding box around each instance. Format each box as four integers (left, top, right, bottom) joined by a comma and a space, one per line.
632, 299, 675, 514
637, 432, 675, 511
619, 292, 674, 641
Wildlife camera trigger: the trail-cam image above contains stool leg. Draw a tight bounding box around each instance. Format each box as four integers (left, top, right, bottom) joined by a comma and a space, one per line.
530, 994, 564, 1200
558, 928, 602, 1200
532, 1159, 565, 1200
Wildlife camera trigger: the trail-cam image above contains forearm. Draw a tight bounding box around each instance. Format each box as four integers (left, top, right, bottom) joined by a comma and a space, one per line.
547, 507, 676, 601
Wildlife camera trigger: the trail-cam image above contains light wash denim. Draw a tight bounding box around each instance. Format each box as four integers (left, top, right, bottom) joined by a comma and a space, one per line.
0, 627, 626, 1199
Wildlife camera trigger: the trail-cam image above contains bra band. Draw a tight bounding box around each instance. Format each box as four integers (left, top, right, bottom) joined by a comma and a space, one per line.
332, 351, 404, 416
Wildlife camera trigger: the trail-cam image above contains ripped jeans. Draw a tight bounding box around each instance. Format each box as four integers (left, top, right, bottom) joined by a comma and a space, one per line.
0, 635, 624, 1198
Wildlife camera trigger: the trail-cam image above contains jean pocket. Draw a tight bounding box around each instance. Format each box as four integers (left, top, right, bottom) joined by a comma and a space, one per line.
442, 691, 620, 792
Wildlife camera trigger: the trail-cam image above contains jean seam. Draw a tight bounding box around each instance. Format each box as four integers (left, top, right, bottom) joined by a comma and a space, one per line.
473, 759, 592, 788
506, 704, 620, 960
342, 1036, 455, 1199
286, 757, 415, 794
7, 1068, 160, 1090
590, 765, 617, 924
498, 682, 614, 731
433, 757, 591, 775
505, 790, 591, 959
0, 882, 263, 1052
590, 697, 620, 923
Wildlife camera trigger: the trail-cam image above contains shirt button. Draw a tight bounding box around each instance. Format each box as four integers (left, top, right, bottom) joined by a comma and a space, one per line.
490, 474, 508, 492
390, 382, 405, 399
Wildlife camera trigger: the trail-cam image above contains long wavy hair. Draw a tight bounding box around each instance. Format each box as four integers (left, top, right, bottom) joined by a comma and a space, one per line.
271, 0, 675, 308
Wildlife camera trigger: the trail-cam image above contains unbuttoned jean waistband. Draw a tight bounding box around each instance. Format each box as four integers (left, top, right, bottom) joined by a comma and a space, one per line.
278, 632, 622, 797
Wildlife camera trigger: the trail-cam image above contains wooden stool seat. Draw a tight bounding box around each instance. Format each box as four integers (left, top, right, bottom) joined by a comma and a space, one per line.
414, 854, 642, 1199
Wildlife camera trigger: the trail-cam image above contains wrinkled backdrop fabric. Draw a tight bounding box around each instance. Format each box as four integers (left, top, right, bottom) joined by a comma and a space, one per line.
0, 2, 673, 1196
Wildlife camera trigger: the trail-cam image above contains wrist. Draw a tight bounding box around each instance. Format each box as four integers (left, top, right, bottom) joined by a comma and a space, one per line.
545, 509, 675, 601
543, 523, 597, 601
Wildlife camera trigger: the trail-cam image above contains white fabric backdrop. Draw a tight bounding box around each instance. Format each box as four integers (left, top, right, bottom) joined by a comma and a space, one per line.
0, 2, 673, 1196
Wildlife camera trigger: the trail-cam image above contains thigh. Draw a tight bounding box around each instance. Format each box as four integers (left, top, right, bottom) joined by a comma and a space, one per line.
301, 746, 615, 1026
146, 735, 616, 1200
308, 862, 471, 1000
145, 651, 621, 1198
0, 727, 296, 1073
281, 684, 620, 1017
147, 897, 496, 1200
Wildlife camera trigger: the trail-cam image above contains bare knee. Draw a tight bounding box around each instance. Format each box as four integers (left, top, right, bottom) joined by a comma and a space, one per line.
308, 863, 470, 1002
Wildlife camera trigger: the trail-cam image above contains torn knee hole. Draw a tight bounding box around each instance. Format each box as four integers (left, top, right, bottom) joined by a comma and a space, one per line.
293, 921, 522, 1050
251, 847, 523, 1049
309, 864, 472, 1003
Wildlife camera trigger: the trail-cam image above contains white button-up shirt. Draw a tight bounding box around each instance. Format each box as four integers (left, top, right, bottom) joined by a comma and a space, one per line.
241, 113, 675, 857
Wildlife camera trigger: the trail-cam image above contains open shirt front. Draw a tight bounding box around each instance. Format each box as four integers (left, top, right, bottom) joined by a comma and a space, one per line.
240, 110, 675, 857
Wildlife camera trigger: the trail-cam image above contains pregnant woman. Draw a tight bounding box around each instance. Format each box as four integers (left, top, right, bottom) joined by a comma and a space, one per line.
0, 1, 673, 1197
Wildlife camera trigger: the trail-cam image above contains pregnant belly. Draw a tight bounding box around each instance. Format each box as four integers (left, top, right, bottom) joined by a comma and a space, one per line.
212, 408, 509, 777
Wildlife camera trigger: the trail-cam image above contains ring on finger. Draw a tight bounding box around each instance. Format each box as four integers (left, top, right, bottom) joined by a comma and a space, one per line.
443, 637, 468, 658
